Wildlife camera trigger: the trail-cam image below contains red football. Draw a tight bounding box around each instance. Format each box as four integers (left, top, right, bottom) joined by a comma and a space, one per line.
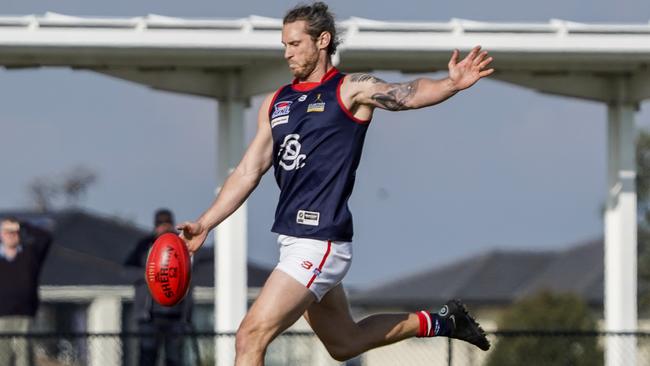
145, 233, 192, 306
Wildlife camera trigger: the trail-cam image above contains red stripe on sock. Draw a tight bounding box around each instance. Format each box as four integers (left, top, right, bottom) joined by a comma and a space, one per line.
306, 241, 331, 288
416, 311, 428, 337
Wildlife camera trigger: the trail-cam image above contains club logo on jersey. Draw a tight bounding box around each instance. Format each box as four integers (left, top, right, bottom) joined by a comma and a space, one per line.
271, 101, 292, 128
278, 134, 306, 171
272, 101, 292, 119
307, 93, 325, 113
301, 261, 314, 270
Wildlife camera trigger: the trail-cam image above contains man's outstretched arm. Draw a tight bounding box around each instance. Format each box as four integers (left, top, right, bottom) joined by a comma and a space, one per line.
347, 46, 494, 112
177, 93, 275, 253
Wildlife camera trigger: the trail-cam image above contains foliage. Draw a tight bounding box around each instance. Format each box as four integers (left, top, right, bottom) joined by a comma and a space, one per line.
486, 291, 603, 366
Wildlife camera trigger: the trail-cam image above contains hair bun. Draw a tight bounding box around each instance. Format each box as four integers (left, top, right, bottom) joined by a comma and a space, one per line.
312, 2, 329, 12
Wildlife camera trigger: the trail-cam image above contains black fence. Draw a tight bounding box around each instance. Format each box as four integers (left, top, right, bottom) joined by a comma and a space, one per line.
0, 331, 648, 365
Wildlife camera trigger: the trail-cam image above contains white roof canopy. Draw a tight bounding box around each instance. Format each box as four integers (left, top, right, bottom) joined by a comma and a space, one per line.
0, 13, 649, 102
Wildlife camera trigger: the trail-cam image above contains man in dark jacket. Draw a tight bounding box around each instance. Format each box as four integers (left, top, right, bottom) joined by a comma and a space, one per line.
124, 209, 193, 366
0, 217, 52, 366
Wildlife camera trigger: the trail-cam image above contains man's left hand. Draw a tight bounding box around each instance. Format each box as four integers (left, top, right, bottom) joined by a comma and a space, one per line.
447, 46, 494, 91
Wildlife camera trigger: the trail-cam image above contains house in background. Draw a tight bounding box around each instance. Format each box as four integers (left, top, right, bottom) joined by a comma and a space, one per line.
351, 239, 603, 319
0, 209, 277, 365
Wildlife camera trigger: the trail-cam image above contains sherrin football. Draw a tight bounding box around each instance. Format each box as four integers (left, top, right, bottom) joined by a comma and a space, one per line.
145, 233, 192, 306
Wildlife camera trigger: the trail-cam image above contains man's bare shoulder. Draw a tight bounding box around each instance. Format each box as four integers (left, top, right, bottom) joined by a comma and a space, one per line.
347, 73, 386, 85
259, 92, 277, 113
343, 72, 423, 111
340, 73, 386, 101
343, 73, 387, 93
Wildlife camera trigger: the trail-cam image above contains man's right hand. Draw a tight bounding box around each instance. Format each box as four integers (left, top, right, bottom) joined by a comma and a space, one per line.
176, 221, 209, 255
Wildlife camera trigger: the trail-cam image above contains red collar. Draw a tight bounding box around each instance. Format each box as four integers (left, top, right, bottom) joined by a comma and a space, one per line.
291, 67, 339, 92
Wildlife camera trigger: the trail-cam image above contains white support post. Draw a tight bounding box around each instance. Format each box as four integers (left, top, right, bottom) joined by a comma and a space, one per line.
604, 85, 637, 366
87, 296, 122, 366
215, 71, 248, 366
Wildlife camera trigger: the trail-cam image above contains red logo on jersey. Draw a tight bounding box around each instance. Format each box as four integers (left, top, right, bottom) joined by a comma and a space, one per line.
301, 261, 314, 270
272, 101, 292, 119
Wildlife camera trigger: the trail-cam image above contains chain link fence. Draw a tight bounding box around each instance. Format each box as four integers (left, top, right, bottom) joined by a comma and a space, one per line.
0, 331, 648, 365
363, 331, 650, 366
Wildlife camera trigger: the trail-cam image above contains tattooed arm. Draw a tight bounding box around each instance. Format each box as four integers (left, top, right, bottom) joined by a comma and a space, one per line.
348, 74, 453, 111
342, 46, 494, 113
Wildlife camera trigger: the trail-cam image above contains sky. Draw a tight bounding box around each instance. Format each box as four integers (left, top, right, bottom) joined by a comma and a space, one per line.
1, 0, 650, 288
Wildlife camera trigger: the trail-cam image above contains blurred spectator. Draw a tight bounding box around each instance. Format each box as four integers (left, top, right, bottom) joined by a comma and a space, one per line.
0, 217, 52, 366
124, 209, 193, 366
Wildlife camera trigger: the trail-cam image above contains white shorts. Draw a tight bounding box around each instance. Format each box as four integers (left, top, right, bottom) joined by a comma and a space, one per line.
275, 234, 353, 302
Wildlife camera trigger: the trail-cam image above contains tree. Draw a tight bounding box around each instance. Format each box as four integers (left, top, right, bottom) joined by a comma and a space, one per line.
28, 177, 59, 213
26, 166, 98, 212
61, 166, 97, 206
486, 291, 602, 366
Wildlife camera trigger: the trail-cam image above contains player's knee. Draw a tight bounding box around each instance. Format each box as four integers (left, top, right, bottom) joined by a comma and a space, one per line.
235, 327, 263, 355
323, 339, 360, 362
235, 318, 274, 355
326, 346, 358, 362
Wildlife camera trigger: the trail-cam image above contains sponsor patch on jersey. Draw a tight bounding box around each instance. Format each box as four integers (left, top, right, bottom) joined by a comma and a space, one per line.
307, 102, 325, 112
307, 93, 325, 112
271, 115, 289, 128
272, 101, 292, 119
296, 210, 320, 226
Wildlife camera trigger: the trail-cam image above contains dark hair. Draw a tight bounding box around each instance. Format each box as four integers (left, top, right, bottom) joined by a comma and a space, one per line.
0, 216, 20, 224
0, 216, 20, 233
154, 208, 174, 226
283, 2, 340, 56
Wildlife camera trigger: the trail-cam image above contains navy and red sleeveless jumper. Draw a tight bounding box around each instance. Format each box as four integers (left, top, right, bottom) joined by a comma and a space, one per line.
269, 68, 370, 242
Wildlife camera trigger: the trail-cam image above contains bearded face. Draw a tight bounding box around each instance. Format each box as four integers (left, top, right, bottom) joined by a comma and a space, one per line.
282, 21, 327, 80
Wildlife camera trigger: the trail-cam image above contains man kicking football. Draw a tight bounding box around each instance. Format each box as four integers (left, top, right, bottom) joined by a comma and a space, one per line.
178, 2, 493, 365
